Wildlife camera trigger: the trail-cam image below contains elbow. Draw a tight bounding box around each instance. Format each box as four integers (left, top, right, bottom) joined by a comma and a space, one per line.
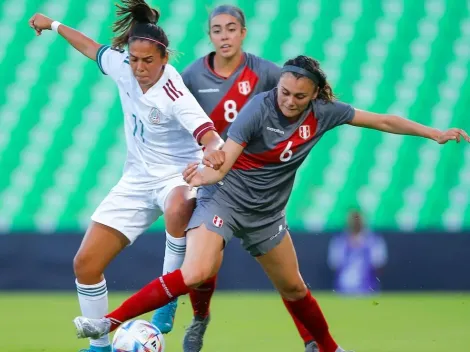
379, 114, 398, 131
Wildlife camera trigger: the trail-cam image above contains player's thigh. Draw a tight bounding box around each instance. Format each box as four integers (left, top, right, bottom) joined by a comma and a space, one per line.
156, 176, 197, 237
255, 232, 307, 301
181, 224, 225, 287
75, 186, 160, 281
74, 221, 129, 283
92, 185, 161, 244
181, 198, 234, 287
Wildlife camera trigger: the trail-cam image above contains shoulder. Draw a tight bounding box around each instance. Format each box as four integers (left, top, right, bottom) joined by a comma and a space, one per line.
245, 53, 280, 74
238, 90, 273, 124
313, 99, 353, 116
96, 45, 130, 75
181, 56, 206, 86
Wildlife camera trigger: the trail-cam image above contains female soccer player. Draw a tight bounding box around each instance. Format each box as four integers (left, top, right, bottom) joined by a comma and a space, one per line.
73, 55, 469, 351
152, 5, 317, 352
29, 1, 224, 351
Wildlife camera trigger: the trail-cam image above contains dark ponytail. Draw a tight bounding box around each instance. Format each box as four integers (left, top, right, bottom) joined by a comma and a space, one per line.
283, 55, 336, 103
112, 0, 168, 57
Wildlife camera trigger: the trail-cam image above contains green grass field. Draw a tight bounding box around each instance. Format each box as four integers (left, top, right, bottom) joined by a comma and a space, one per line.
1, 292, 469, 351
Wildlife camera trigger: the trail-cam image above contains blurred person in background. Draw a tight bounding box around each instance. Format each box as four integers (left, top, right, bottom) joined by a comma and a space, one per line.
328, 209, 388, 295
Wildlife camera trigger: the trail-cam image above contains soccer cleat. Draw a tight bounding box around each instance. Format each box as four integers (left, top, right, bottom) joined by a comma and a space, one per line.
78, 346, 111, 352
74, 316, 111, 340
182, 315, 211, 352
151, 299, 178, 334
305, 341, 319, 352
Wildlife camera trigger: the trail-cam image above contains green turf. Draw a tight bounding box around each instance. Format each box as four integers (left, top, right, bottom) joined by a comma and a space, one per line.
1, 292, 469, 351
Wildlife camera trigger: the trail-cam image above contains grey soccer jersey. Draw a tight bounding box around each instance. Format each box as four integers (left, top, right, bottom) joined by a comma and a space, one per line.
221, 88, 356, 215
182, 52, 281, 138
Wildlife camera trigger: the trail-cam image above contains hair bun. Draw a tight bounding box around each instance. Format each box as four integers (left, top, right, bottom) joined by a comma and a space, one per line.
132, 3, 158, 24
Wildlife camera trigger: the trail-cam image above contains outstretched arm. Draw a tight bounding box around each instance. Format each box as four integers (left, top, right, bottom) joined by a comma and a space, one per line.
349, 109, 470, 144
29, 13, 101, 60
183, 139, 245, 187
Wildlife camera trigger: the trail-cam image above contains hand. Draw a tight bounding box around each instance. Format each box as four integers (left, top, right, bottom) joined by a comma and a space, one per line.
183, 162, 204, 189
29, 13, 53, 36
435, 128, 470, 144
202, 149, 225, 170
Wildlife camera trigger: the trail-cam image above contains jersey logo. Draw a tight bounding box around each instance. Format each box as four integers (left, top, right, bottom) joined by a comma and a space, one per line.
299, 125, 311, 140
212, 215, 224, 228
238, 81, 251, 96
148, 107, 161, 124
163, 79, 184, 101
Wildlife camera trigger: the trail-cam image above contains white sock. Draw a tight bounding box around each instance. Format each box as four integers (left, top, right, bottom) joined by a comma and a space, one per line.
162, 231, 186, 274
76, 278, 110, 347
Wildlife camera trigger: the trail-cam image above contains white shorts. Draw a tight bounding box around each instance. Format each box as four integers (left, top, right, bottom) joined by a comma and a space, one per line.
91, 174, 189, 244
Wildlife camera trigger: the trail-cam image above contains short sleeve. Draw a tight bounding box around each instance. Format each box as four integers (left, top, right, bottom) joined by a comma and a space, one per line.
170, 74, 215, 143
96, 45, 128, 81
265, 61, 282, 89
315, 100, 355, 131
227, 95, 263, 147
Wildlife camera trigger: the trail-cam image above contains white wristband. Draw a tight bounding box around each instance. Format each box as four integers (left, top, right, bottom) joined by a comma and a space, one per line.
51, 21, 62, 33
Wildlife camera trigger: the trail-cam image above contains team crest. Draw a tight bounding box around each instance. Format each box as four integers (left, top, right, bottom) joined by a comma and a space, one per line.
299, 125, 311, 140
212, 215, 224, 228
148, 107, 161, 124
238, 81, 251, 96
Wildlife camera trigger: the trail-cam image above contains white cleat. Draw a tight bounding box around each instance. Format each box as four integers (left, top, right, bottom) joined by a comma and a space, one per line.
73, 316, 112, 339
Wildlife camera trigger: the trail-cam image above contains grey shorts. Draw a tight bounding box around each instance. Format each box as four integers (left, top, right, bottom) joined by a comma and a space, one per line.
186, 188, 287, 257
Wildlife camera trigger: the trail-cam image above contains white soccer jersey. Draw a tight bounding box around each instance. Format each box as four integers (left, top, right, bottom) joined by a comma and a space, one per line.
96, 45, 215, 190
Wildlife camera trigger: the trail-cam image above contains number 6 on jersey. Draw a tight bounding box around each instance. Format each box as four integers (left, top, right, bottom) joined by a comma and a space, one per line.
224, 99, 238, 122
280, 141, 293, 162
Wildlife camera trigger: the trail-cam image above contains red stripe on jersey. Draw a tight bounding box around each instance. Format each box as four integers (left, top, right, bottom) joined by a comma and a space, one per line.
163, 85, 176, 101
232, 111, 318, 170
194, 122, 216, 143
168, 79, 183, 96
209, 65, 259, 134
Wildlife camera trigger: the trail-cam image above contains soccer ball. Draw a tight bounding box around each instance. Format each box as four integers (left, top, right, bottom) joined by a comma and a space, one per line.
112, 319, 165, 352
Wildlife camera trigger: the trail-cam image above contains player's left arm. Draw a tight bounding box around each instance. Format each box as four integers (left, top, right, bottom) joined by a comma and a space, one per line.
183, 139, 245, 188
349, 109, 470, 144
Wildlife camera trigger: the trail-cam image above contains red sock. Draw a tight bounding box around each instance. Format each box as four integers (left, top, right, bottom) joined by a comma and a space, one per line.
106, 270, 189, 332
282, 298, 315, 345
283, 291, 338, 352
189, 274, 217, 318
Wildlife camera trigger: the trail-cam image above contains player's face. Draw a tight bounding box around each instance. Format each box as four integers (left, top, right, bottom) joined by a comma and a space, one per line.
277, 73, 318, 119
209, 14, 246, 59
129, 40, 169, 89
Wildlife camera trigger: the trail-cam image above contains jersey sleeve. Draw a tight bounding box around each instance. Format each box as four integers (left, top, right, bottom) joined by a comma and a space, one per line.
227, 95, 263, 147
96, 45, 128, 81
265, 61, 282, 89
170, 74, 215, 143
316, 100, 356, 131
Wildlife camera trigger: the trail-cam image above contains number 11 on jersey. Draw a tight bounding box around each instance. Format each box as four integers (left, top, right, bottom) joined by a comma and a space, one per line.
132, 114, 145, 143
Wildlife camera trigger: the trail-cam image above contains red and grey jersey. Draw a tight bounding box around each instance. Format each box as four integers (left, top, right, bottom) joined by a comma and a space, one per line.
182, 52, 281, 138
216, 89, 355, 214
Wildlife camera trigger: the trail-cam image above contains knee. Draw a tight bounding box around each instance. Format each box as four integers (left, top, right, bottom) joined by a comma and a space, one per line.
73, 251, 102, 283
279, 281, 308, 301
181, 265, 212, 289
164, 201, 195, 236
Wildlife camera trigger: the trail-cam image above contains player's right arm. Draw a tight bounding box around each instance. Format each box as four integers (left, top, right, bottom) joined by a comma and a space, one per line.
183, 95, 263, 187
29, 13, 101, 60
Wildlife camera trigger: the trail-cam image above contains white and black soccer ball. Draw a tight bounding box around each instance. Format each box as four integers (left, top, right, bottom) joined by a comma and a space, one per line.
112, 319, 165, 352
